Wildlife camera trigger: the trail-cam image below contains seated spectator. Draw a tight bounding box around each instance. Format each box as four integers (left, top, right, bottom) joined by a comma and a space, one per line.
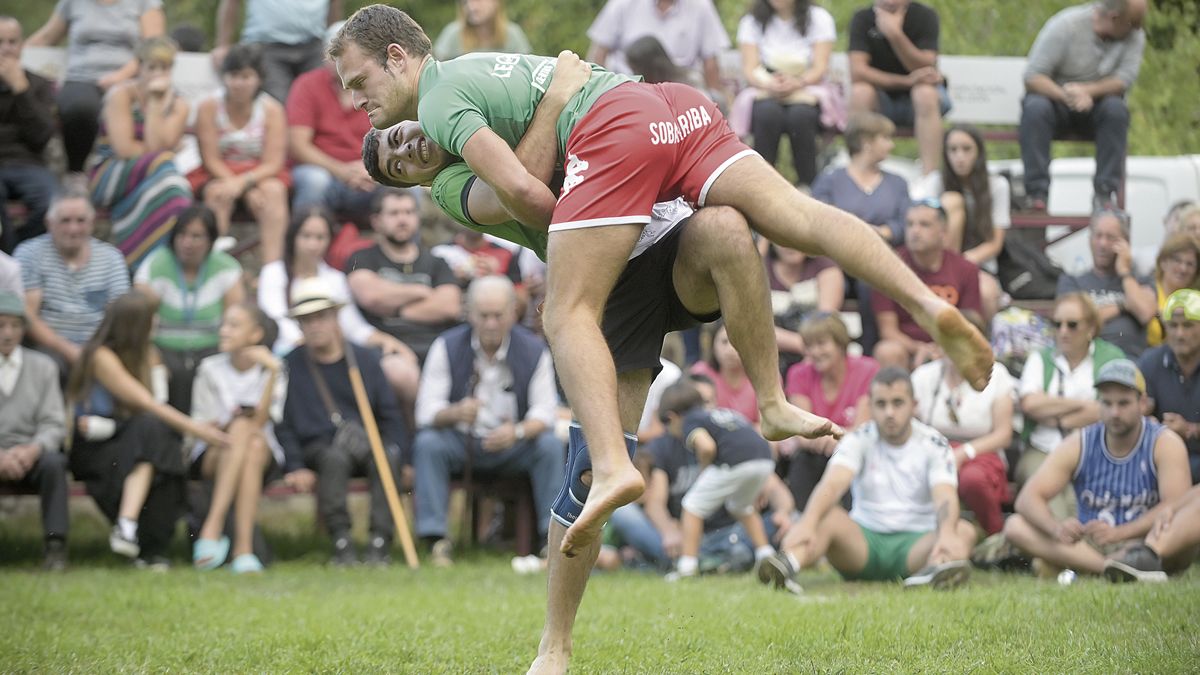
689, 322, 761, 425
189, 303, 285, 573
0, 16, 58, 254
915, 125, 1009, 319
1005, 359, 1189, 576
783, 313, 878, 508
1172, 203, 1200, 239
276, 278, 409, 566
66, 290, 229, 568
586, 0, 730, 100
287, 56, 379, 227
1057, 209, 1156, 357
735, 0, 838, 187
848, 0, 949, 174
431, 224, 524, 290
88, 36, 194, 269
213, 0, 338, 103
1134, 201, 1198, 276
1146, 233, 1200, 348
623, 35, 700, 87
433, 0, 531, 61
766, 244, 844, 371
1138, 289, 1200, 483
1019, 0, 1146, 212
347, 188, 462, 364
758, 367, 978, 592
412, 275, 562, 565
1018, 293, 1124, 518
873, 199, 983, 370
0, 249, 20, 296
811, 112, 910, 351
191, 44, 290, 263
912, 341, 1016, 535
657, 380, 777, 579
1105, 480, 1200, 582
15, 193, 130, 371
0, 291, 69, 570
134, 206, 245, 413
26, 0, 165, 183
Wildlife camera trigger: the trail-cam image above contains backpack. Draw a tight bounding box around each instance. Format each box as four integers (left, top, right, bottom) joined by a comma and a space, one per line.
997, 228, 1064, 300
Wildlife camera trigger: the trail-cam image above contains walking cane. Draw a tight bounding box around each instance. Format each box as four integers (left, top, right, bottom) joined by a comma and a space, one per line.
344, 347, 420, 569
460, 371, 480, 547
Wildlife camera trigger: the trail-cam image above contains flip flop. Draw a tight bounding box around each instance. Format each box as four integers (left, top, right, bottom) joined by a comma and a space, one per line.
193, 536, 230, 570
231, 553, 265, 574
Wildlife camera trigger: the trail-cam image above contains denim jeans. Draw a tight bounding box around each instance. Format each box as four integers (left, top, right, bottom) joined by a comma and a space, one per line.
291, 164, 379, 228
0, 163, 58, 253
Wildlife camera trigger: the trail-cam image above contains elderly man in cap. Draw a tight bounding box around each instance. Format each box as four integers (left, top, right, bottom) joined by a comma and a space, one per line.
0, 291, 68, 570
275, 277, 409, 566
1004, 359, 1191, 576
1138, 289, 1200, 484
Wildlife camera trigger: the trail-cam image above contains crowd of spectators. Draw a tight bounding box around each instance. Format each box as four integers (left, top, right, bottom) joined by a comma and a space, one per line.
1, 0, 1197, 587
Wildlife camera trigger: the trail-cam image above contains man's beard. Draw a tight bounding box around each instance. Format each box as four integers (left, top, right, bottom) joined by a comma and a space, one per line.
385, 232, 416, 248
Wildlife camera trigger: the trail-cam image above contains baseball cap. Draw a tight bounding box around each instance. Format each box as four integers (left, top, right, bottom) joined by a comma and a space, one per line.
1094, 358, 1146, 394
0, 291, 24, 319
1163, 288, 1200, 322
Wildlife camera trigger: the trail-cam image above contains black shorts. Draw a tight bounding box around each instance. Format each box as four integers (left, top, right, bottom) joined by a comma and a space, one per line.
601, 217, 721, 374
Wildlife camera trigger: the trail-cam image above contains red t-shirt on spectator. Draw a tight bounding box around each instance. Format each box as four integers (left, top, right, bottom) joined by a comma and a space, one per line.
785, 354, 880, 428
872, 248, 981, 342
689, 361, 761, 424
286, 67, 372, 164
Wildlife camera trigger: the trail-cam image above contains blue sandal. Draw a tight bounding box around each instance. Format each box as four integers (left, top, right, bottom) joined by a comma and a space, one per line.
231, 553, 264, 574
193, 536, 230, 570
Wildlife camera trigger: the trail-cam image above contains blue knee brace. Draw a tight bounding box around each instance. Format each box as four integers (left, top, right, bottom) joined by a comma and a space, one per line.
550, 423, 638, 527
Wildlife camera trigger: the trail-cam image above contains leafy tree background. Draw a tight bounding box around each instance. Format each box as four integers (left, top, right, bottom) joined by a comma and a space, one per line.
11, 0, 1198, 155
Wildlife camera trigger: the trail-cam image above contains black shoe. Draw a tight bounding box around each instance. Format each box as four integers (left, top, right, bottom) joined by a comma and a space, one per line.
330, 536, 358, 567
904, 559, 971, 589
363, 535, 392, 567
42, 538, 67, 572
1092, 191, 1119, 214
755, 552, 803, 594
1104, 544, 1167, 583
1019, 195, 1048, 213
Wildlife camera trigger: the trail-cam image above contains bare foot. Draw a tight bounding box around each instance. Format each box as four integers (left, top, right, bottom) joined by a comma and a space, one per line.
560, 466, 644, 558
527, 651, 569, 675
760, 400, 845, 442
918, 302, 994, 391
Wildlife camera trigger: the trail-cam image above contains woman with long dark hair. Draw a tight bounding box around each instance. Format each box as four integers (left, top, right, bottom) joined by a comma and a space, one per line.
735, 0, 838, 187
919, 125, 1010, 318
67, 290, 229, 567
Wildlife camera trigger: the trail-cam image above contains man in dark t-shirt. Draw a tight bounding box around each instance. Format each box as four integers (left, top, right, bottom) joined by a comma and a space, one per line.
346, 188, 462, 364
874, 201, 982, 370
847, 0, 950, 174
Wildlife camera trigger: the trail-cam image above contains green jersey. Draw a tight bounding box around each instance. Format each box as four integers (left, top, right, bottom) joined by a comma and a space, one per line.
417, 53, 636, 159
430, 162, 549, 261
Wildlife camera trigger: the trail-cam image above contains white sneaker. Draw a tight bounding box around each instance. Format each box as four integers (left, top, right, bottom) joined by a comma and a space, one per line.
109, 525, 139, 558
904, 559, 970, 589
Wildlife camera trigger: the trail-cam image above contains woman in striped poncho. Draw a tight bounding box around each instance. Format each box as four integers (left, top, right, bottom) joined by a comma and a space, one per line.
89, 36, 192, 270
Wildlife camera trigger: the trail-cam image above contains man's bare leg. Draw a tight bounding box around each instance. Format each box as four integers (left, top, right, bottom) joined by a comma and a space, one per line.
543, 224, 649, 558
704, 156, 994, 391
529, 370, 653, 675
1004, 514, 1107, 574
673, 206, 843, 441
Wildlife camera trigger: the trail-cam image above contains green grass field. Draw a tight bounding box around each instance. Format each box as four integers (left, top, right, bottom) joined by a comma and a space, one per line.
3, 502, 1199, 673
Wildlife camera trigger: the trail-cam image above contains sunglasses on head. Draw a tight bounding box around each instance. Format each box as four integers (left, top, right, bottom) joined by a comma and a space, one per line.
1050, 319, 1081, 330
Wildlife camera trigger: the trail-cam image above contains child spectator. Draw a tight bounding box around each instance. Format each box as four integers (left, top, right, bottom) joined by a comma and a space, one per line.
189, 303, 285, 573
191, 44, 290, 263
134, 205, 245, 413
88, 37, 194, 269
66, 290, 229, 568
658, 380, 776, 579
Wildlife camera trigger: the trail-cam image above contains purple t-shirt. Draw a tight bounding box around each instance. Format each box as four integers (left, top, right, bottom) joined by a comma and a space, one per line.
785, 354, 880, 428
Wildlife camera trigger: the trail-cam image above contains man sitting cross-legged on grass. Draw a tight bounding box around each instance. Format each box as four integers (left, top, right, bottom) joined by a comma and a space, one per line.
657, 380, 777, 580
1004, 359, 1191, 577
758, 367, 978, 592
1105, 481, 1200, 582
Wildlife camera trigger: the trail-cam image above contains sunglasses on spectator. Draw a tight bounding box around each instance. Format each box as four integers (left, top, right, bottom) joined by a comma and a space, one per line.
1050, 319, 1082, 331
